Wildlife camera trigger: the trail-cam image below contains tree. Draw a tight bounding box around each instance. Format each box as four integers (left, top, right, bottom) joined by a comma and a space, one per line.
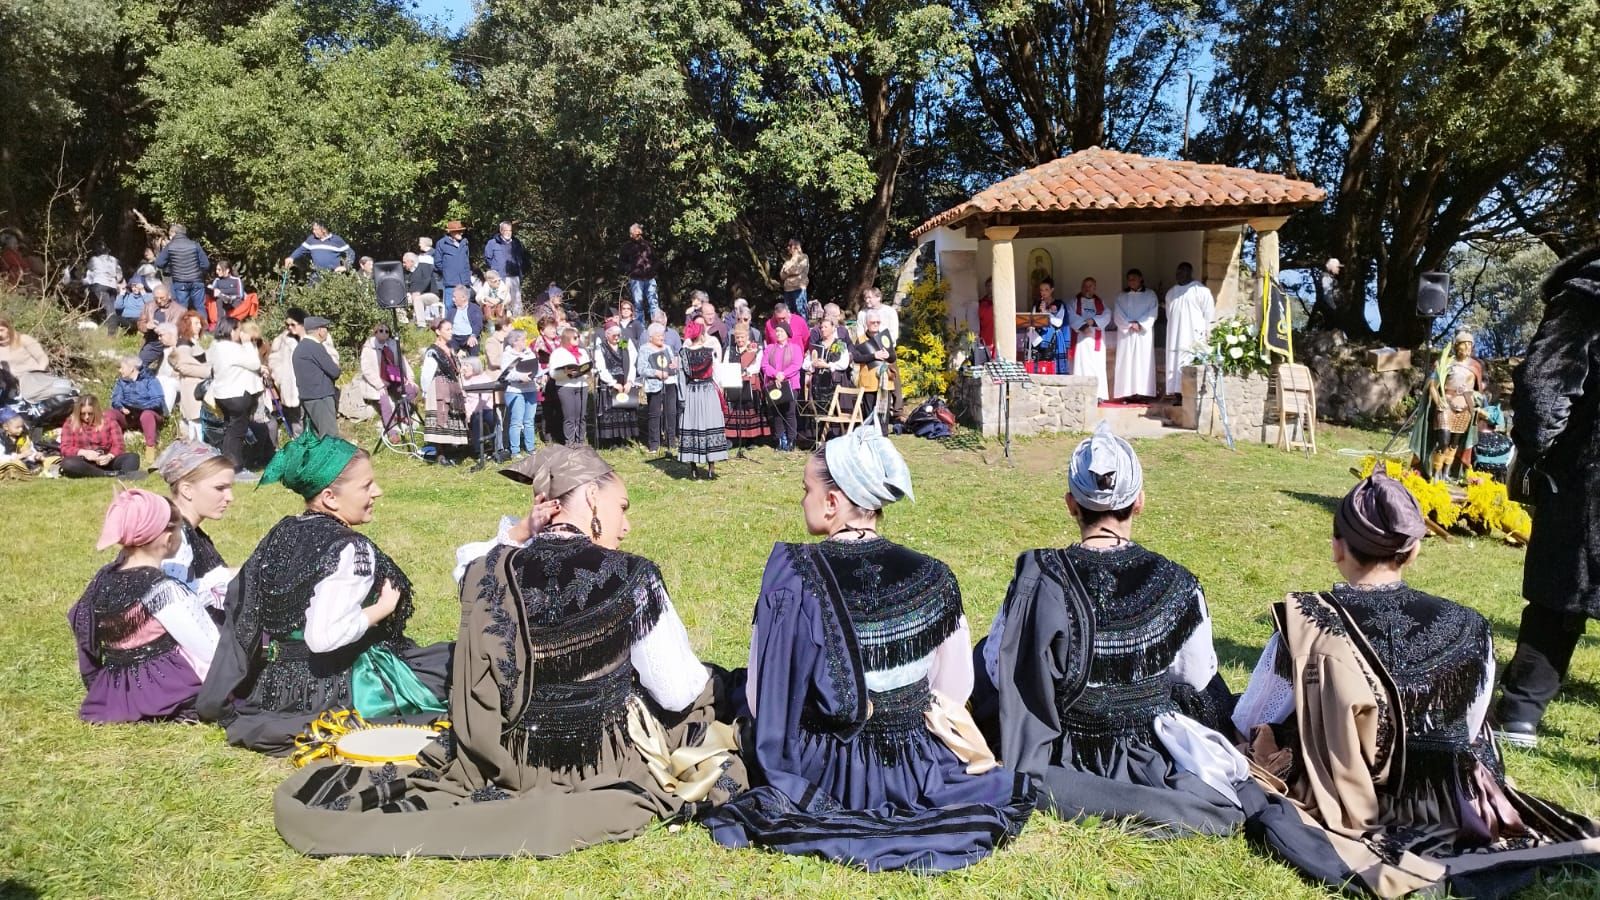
134, 0, 474, 269
1198, 0, 1600, 345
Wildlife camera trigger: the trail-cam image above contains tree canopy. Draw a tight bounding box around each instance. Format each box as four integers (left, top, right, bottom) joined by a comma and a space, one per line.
3, 0, 1596, 342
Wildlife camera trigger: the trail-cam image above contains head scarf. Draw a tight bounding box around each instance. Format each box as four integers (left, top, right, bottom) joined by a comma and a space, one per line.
500, 444, 614, 499
1068, 422, 1143, 511
97, 488, 172, 551
156, 441, 225, 486
684, 320, 704, 342
823, 423, 913, 510
1336, 474, 1426, 558
261, 431, 359, 500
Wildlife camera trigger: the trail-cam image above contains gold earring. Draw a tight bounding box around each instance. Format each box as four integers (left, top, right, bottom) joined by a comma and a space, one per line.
591, 513, 603, 539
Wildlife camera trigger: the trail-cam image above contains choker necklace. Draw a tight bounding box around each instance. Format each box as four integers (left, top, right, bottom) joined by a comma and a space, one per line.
544, 522, 585, 537
1079, 528, 1130, 548
827, 525, 879, 541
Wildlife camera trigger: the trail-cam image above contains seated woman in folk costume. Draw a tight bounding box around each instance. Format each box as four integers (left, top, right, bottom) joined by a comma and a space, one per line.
197, 433, 450, 754
156, 441, 237, 611
70, 489, 220, 723
972, 423, 1253, 836
275, 445, 745, 858
1234, 474, 1600, 898
705, 425, 1032, 872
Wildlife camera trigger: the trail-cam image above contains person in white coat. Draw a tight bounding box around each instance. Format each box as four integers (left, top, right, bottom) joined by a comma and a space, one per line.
1112, 268, 1159, 400
1163, 262, 1215, 401
1067, 277, 1111, 401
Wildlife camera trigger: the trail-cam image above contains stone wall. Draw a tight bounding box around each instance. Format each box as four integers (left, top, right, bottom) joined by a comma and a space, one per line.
1175, 366, 1283, 444
954, 372, 1099, 437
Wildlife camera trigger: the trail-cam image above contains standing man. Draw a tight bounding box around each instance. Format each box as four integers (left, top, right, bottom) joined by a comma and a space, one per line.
780, 238, 810, 310
284, 222, 353, 277
483, 221, 529, 316
155, 224, 210, 315
861, 287, 899, 345
83, 243, 123, 322
292, 316, 342, 439
1067, 277, 1110, 400
764, 301, 808, 347
436, 221, 472, 310
977, 277, 995, 356
1163, 262, 1216, 403
1493, 247, 1600, 749
1112, 268, 1158, 401
619, 223, 660, 321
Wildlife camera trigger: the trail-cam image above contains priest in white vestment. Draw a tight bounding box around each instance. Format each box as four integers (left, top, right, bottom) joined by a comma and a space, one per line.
1067, 277, 1110, 400
1112, 268, 1158, 400
1163, 262, 1216, 398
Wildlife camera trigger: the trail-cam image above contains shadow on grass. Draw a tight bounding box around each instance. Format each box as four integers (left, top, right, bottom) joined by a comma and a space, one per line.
1279, 489, 1340, 514
642, 453, 699, 480
1214, 635, 1268, 674
0, 881, 41, 899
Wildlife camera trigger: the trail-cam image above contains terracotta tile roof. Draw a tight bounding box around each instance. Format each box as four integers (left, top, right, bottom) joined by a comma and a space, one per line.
912, 147, 1326, 238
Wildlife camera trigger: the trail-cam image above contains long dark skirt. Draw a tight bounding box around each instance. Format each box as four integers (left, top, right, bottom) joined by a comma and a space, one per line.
596, 388, 640, 445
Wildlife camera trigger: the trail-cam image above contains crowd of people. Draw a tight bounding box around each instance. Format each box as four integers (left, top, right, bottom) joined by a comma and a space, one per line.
1, 218, 908, 483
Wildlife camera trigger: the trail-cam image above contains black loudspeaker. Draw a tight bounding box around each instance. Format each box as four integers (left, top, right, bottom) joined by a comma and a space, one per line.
374, 261, 407, 309
1417, 271, 1449, 317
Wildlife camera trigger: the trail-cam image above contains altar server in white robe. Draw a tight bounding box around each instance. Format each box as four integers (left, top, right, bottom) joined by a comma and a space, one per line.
1112, 269, 1159, 400
1163, 262, 1216, 399
1067, 277, 1111, 400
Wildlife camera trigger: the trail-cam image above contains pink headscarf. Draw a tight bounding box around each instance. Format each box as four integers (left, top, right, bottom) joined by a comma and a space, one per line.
684, 320, 704, 342
96, 488, 173, 551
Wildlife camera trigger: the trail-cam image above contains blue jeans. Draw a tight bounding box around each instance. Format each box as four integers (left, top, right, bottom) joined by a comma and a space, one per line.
173, 281, 207, 314
505, 390, 538, 455
782, 287, 808, 310
629, 278, 660, 321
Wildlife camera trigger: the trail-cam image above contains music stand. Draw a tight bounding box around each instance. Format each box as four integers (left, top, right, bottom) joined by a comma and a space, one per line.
1016, 313, 1050, 369
983, 359, 1031, 462
464, 380, 508, 472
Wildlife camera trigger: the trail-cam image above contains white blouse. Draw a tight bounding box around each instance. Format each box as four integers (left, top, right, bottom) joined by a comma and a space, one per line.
302, 543, 380, 654
208, 340, 264, 400
143, 579, 220, 680
455, 521, 709, 712
548, 346, 590, 387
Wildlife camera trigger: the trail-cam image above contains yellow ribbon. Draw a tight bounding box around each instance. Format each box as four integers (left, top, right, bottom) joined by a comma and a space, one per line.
289, 708, 453, 769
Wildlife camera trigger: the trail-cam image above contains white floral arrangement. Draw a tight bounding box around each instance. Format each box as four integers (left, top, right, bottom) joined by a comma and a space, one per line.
1197, 316, 1272, 376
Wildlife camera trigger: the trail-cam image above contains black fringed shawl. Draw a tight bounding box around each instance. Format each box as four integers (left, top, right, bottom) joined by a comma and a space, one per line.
495, 535, 665, 772
803, 537, 964, 673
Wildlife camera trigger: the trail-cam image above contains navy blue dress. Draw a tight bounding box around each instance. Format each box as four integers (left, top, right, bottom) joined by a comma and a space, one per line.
706, 539, 1032, 872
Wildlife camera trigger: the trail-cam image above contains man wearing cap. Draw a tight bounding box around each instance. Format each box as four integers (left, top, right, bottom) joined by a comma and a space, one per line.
973, 422, 1247, 836
1232, 473, 1600, 897
284, 222, 354, 276
1494, 247, 1600, 748
436, 221, 472, 305
292, 316, 342, 439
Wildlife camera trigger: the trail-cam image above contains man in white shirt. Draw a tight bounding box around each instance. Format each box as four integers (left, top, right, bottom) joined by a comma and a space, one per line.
1067, 277, 1111, 400
1112, 268, 1159, 400
1163, 262, 1216, 402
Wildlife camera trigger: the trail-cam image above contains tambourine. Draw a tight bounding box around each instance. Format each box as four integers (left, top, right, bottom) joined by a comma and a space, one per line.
290, 708, 449, 768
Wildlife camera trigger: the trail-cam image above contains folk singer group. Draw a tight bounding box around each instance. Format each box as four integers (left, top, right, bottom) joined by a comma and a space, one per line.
71, 421, 1600, 896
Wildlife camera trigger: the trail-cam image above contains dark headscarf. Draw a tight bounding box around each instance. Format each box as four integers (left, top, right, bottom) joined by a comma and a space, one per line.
1336, 474, 1427, 558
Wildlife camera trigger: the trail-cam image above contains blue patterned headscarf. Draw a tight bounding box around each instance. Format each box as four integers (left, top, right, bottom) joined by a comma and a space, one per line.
823, 423, 913, 510
1068, 422, 1143, 511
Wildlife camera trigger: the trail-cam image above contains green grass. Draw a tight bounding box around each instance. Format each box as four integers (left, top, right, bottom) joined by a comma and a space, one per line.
3, 425, 1599, 898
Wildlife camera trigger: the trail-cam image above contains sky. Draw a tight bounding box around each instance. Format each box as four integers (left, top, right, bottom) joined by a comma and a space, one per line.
410, 0, 473, 32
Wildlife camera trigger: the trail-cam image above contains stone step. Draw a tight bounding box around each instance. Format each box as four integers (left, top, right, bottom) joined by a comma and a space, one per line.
1088, 402, 1189, 439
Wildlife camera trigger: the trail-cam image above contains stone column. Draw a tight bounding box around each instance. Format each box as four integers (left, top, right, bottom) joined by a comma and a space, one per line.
986, 226, 1020, 360
1249, 216, 1289, 322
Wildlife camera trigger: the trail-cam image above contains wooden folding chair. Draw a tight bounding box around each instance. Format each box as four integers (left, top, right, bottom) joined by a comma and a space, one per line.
815, 386, 865, 447
1275, 363, 1317, 454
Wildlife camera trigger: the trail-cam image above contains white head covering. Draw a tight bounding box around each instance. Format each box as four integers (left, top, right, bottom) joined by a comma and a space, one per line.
823, 423, 913, 510
1068, 422, 1143, 511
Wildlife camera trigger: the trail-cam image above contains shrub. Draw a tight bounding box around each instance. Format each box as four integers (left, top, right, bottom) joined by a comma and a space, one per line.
0, 289, 114, 384
896, 274, 958, 400
262, 273, 387, 368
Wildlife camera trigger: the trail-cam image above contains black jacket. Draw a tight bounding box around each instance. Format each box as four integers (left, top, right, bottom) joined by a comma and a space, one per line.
291, 339, 342, 402
618, 238, 657, 280
1512, 247, 1600, 616
156, 236, 210, 283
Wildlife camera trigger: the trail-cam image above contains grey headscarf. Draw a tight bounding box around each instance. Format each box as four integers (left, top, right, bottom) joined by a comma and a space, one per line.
500, 445, 614, 499
823, 423, 913, 510
1068, 422, 1143, 511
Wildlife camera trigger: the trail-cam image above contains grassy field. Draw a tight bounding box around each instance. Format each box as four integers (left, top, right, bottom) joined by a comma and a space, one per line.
3, 424, 1599, 899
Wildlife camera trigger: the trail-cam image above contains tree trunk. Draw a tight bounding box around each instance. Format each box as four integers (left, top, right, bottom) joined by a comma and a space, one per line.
1069, 0, 1115, 149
